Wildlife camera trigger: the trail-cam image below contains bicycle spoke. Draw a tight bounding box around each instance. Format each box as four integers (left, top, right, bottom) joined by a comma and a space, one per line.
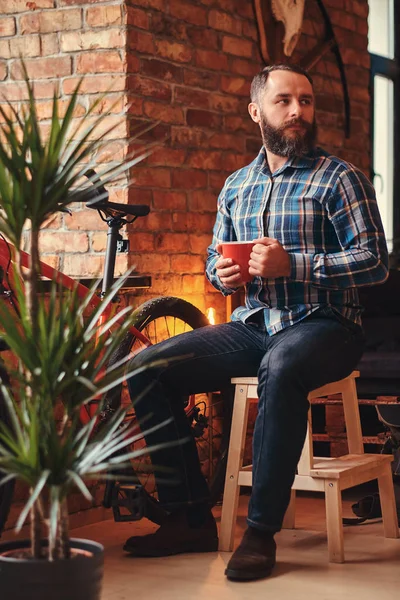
161, 315, 169, 341
153, 318, 157, 343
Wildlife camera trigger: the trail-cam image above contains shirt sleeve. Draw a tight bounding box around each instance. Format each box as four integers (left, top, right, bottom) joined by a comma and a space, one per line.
289, 167, 389, 289
205, 180, 239, 296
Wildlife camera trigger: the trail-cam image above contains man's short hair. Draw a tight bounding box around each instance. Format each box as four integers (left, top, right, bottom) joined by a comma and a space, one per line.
250, 64, 314, 105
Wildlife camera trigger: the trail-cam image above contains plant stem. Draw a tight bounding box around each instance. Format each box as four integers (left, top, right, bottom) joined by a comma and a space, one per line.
59, 498, 71, 559
49, 512, 57, 561
25, 226, 42, 559
50, 503, 61, 561
25, 227, 40, 338
30, 499, 42, 559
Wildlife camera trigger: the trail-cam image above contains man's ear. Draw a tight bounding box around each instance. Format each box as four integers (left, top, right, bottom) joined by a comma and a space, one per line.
248, 102, 261, 124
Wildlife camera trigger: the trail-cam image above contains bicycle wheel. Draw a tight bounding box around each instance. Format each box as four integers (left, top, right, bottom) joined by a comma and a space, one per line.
102, 296, 233, 518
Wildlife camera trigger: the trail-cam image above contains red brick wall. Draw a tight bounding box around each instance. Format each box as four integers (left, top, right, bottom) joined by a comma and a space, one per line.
0, 0, 370, 325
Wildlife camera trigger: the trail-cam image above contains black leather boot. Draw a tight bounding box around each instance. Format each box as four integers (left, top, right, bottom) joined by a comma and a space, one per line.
225, 526, 276, 581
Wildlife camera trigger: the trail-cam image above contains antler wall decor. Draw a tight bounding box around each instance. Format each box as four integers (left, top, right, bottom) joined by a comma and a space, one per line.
271, 0, 306, 57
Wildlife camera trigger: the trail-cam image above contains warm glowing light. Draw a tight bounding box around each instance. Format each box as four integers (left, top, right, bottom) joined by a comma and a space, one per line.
206, 307, 216, 325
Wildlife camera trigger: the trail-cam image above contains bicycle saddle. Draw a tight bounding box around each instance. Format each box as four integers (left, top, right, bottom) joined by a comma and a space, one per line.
84, 169, 150, 218
88, 198, 150, 218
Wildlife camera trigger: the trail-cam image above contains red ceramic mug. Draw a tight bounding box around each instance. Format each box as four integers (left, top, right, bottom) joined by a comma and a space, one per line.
221, 241, 255, 283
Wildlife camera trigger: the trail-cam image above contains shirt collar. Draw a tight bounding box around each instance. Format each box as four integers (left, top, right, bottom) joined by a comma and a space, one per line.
255, 145, 324, 176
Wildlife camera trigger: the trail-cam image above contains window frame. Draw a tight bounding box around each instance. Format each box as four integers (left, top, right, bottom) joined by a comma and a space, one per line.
369, 1, 400, 254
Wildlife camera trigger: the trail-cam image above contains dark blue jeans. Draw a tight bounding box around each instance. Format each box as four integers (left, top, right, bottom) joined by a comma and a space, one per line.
127, 308, 364, 533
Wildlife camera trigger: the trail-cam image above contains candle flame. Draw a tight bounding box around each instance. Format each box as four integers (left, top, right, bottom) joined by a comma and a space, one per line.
206, 307, 216, 325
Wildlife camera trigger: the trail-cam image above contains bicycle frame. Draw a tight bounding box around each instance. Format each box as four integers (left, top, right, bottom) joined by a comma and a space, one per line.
0, 238, 151, 345
0, 236, 152, 422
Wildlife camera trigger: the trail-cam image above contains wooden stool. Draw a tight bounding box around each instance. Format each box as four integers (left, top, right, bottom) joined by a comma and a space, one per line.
219, 371, 399, 562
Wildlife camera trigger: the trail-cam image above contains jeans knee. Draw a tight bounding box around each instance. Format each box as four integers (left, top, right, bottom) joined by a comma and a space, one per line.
129, 344, 163, 372
258, 347, 302, 386
127, 345, 164, 398
257, 349, 310, 416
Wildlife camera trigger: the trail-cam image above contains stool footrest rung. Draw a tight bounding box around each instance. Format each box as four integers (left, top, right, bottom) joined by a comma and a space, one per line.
310, 453, 393, 480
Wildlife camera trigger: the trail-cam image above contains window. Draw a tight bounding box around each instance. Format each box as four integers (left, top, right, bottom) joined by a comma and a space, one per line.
368, 0, 394, 59
368, 0, 399, 254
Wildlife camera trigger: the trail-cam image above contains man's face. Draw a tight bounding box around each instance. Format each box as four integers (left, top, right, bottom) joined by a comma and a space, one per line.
249, 70, 317, 158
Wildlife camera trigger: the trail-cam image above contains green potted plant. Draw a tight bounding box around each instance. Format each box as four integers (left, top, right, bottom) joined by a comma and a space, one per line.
0, 65, 161, 599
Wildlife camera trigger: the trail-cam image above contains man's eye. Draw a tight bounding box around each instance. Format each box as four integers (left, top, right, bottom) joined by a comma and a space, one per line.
301, 99, 312, 105
278, 99, 289, 104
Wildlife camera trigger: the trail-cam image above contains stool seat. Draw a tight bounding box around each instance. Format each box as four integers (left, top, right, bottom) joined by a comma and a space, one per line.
308, 453, 393, 480
219, 371, 399, 563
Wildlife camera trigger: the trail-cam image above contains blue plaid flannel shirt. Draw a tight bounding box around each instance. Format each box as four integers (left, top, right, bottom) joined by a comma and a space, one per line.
206, 146, 389, 335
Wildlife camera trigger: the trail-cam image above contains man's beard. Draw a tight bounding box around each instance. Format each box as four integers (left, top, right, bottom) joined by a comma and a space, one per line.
260, 113, 317, 158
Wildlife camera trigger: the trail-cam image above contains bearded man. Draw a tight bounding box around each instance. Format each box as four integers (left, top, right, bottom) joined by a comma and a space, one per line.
124, 64, 388, 581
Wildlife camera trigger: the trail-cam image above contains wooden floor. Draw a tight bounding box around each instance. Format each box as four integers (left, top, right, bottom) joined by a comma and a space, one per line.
65, 491, 400, 600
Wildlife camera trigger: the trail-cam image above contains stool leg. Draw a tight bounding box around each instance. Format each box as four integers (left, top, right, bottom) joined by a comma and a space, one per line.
325, 480, 344, 563
282, 489, 296, 529
378, 463, 400, 539
219, 384, 250, 552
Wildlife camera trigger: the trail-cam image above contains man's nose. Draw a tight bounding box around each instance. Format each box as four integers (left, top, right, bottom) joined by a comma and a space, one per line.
289, 101, 302, 118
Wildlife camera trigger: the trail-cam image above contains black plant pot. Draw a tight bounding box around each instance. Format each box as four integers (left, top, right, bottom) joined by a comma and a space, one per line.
0, 538, 104, 600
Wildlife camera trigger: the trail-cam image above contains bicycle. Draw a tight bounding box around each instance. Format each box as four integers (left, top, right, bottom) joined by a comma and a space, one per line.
0, 173, 233, 535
